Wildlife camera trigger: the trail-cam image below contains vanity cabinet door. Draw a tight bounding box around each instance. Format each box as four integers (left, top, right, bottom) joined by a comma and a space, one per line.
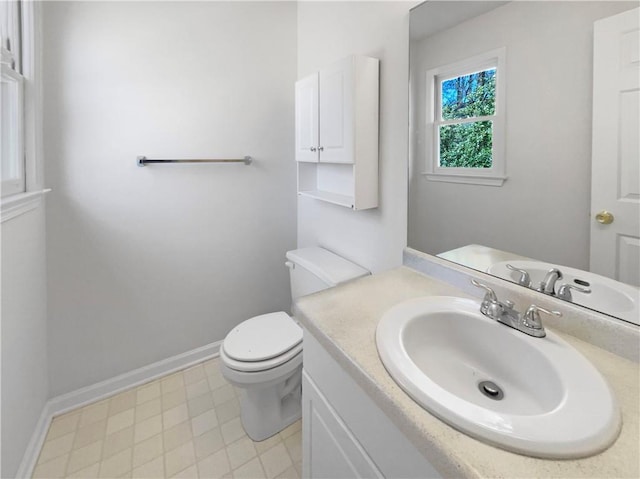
302, 372, 384, 479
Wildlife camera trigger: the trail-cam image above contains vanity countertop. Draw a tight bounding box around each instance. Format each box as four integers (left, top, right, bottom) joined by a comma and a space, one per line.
294, 266, 640, 478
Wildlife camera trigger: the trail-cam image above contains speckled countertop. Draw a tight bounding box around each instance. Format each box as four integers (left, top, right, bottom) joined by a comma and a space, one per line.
295, 267, 640, 478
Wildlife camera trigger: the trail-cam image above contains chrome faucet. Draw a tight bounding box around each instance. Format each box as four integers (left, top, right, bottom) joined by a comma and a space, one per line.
471, 279, 562, 338
538, 268, 563, 295
556, 283, 592, 301
506, 264, 531, 287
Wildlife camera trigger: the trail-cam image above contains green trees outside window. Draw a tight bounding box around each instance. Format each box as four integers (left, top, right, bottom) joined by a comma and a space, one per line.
439, 68, 496, 168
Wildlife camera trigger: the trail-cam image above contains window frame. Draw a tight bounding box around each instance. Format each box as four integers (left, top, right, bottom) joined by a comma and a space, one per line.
424, 47, 507, 186
1, 0, 47, 222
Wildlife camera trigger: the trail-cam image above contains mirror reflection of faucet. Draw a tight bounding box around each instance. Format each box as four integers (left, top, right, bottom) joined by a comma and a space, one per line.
505, 264, 592, 301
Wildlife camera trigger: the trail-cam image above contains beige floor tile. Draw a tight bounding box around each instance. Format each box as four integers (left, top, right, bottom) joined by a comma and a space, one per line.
107, 408, 135, 436
136, 397, 162, 423
274, 464, 299, 479
186, 379, 210, 400
221, 418, 246, 446
67, 461, 101, 478
66, 440, 103, 475
38, 431, 76, 463
259, 443, 292, 479
47, 413, 80, 441
161, 372, 185, 395
136, 381, 161, 405
206, 373, 227, 392
197, 448, 230, 478
215, 399, 240, 425
171, 463, 199, 479
232, 457, 266, 479
183, 364, 206, 385
163, 404, 190, 430
277, 421, 300, 441
133, 433, 163, 468
202, 358, 220, 376
99, 447, 132, 478
212, 385, 235, 407
74, 418, 107, 449
79, 400, 110, 428
103, 426, 134, 459
194, 427, 225, 460
164, 421, 193, 452
165, 441, 196, 477
293, 461, 301, 478
254, 434, 282, 455
232, 386, 243, 399
109, 390, 137, 416
282, 431, 301, 464
226, 437, 257, 471
191, 409, 218, 438
32, 453, 69, 479
162, 388, 188, 412
187, 392, 214, 418
131, 455, 164, 479
134, 414, 162, 444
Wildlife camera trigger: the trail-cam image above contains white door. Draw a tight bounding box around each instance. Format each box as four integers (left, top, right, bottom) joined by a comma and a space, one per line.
295, 73, 319, 163
319, 57, 354, 164
590, 8, 640, 287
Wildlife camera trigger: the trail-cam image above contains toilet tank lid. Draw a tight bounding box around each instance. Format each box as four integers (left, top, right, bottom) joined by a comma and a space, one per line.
286, 247, 370, 287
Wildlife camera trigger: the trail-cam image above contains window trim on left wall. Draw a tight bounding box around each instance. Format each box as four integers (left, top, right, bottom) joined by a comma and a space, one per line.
1, 0, 48, 223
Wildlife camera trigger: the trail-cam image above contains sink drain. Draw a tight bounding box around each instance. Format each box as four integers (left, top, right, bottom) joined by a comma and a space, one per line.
478, 380, 504, 400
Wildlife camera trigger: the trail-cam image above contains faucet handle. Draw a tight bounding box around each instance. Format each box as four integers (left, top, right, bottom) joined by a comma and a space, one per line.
471, 279, 498, 302
556, 283, 591, 301
522, 305, 562, 331
506, 264, 531, 287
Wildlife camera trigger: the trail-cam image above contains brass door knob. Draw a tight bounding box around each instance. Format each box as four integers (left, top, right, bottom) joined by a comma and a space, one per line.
595, 210, 614, 224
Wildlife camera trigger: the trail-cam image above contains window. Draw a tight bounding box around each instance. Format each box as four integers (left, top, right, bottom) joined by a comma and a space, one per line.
1, 0, 25, 197
1, 1, 45, 222
425, 48, 506, 186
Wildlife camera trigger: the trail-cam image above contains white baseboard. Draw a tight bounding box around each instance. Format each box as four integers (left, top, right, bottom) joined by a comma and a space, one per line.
16, 340, 221, 479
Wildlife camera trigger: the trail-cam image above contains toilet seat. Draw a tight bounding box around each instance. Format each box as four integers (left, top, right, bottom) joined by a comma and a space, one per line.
221, 343, 302, 372
222, 312, 303, 372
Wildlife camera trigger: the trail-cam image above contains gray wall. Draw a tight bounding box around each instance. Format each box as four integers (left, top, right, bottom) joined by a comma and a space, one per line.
43, 1, 298, 396
1, 207, 49, 478
297, 1, 415, 273
408, 1, 635, 270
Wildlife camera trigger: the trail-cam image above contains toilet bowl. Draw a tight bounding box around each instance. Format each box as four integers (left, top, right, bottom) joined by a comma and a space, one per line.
219, 312, 303, 441
219, 247, 369, 441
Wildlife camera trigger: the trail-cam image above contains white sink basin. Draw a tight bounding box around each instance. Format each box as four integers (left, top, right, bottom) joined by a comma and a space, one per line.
376, 296, 621, 458
487, 260, 639, 325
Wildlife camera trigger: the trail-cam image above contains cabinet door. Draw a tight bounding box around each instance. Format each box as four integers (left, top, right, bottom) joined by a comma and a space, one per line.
303, 373, 383, 479
319, 58, 354, 164
295, 73, 319, 163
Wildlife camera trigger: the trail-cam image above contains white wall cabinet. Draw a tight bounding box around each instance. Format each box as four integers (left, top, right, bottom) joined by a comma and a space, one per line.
295, 55, 379, 210
302, 331, 442, 479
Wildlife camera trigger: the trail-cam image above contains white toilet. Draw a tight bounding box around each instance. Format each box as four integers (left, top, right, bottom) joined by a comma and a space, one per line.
219, 247, 369, 441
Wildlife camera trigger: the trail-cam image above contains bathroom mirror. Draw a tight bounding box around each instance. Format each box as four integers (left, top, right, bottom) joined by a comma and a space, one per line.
408, 1, 640, 323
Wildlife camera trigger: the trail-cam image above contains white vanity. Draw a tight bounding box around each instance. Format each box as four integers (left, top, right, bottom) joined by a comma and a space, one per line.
294, 254, 639, 478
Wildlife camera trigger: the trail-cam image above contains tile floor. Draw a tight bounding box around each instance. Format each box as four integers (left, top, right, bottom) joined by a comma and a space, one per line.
32, 358, 302, 479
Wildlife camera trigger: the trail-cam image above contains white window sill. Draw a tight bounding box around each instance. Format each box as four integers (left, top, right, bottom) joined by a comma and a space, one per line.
1, 189, 51, 223
423, 173, 507, 187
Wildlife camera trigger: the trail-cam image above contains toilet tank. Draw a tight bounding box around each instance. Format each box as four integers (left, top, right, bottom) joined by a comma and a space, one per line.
285, 247, 370, 300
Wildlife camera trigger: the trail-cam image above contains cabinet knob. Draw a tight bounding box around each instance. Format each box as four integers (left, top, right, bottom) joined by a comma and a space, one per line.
318, 146, 324, 152
310, 147, 317, 152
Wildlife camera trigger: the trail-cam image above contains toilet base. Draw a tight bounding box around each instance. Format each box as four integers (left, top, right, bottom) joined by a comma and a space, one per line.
238, 367, 302, 441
